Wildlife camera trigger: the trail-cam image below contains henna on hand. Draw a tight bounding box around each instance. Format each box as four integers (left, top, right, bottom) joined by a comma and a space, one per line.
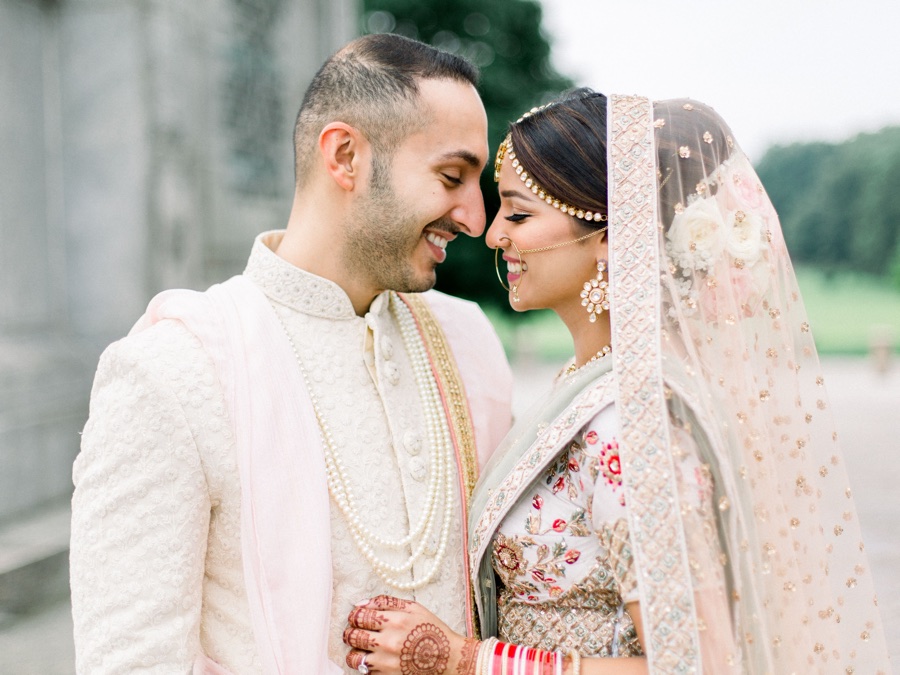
367, 594, 413, 611
399, 622, 451, 675
346, 649, 367, 671
348, 606, 388, 630
456, 638, 479, 675
343, 627, 379, 650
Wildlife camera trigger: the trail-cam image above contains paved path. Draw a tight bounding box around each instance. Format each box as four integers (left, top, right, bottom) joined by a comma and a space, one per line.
1, 357, 897, 672
822, 358, 900, 658
0, 601, 74, 674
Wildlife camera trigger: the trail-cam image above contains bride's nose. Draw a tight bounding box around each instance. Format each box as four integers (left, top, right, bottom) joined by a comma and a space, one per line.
485, 215, 508, 250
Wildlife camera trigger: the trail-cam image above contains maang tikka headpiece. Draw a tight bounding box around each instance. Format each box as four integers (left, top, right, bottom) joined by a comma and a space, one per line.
494, 103, 608, 224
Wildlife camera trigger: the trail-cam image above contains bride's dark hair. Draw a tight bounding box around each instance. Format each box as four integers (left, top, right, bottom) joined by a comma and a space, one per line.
507, 88, 608, 228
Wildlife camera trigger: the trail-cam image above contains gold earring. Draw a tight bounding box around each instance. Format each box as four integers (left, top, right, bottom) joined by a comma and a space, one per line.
494, 237, 525, 303
580, 259, 609, 322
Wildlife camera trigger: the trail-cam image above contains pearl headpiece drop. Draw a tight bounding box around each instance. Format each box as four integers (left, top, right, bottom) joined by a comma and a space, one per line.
494, 104, 608, 223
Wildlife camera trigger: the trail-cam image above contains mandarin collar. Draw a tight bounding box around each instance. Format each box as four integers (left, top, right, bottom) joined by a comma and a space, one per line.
244, 230, 391, 321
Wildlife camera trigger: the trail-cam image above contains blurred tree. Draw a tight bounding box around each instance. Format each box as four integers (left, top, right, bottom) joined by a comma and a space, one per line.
757, 127, 900, 284
362, 0, 573, 309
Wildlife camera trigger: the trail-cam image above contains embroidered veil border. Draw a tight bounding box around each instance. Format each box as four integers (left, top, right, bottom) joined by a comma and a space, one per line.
607, 95, 892, 672
608, 94, 701, 670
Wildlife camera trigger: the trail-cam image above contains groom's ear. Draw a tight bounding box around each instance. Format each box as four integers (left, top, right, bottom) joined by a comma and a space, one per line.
318, 122, 371, 192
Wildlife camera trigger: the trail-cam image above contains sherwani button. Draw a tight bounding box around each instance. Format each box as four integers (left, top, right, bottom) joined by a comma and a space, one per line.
409, 456, 426, 481
381, 338, 394, 360
403, 430, 422, 456
385, 362, 400, 385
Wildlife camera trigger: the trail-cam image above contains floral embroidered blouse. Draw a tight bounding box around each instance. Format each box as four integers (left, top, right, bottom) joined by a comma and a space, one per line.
491, 404, 638, 601
489, 402, 715, 657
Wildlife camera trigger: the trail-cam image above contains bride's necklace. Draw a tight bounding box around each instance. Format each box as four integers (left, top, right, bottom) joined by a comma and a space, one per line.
565, 345, 612, 376
275, 292, 455, 591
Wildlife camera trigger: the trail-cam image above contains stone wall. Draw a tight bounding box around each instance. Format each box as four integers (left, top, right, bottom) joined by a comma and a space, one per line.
0, 0, 358, 521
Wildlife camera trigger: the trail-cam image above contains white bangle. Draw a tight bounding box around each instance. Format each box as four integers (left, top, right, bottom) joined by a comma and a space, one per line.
477, 637, 498, 675
569, 651, 581, 675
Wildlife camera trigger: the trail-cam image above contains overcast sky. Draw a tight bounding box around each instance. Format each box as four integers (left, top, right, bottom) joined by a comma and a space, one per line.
537, 0, 900, 159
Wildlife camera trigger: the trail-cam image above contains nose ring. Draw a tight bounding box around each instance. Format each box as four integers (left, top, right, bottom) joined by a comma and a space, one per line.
494, 236, 523, 302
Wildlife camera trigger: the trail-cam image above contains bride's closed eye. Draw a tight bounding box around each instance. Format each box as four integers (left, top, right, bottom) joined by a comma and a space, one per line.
505, 213, 530, 223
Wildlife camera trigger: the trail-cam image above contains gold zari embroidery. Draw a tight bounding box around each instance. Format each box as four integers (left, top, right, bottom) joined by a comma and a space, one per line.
400, 293, 480, 637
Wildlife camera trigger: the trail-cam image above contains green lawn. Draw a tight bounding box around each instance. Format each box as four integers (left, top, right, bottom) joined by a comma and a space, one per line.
794, 267, 900, 355
483, 307, 572, 363
485, 267, 900, 360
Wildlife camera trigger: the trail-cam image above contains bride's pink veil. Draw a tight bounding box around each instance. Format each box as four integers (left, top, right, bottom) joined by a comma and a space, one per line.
607, 94, 891, 672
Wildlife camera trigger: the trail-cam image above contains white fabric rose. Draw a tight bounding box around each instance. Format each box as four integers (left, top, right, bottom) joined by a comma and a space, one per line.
725, 209, 765, 265
666, 198, 727, 271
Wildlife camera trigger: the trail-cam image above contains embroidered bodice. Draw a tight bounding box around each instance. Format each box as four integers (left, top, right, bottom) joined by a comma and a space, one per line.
490, 404, 643, 657
488, 397, 721, 659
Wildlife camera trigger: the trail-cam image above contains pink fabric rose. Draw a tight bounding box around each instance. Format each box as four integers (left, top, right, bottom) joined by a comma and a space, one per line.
726, 169, 765, 210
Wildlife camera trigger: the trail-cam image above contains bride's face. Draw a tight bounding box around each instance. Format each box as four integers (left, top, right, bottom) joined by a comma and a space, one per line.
486, 159, 604, 315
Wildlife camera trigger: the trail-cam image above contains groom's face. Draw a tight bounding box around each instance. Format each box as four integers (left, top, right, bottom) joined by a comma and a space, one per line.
343, 78, 489, 294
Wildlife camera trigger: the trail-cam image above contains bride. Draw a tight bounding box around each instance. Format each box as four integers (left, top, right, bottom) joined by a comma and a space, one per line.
341, 89, 891, 674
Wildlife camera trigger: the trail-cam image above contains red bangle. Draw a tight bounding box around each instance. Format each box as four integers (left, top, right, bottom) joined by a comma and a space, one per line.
493, 640, 512, 675
487, 641, 563, 675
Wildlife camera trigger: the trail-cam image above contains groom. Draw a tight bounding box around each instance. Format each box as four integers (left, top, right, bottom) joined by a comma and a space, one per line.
70, 33, 512, 673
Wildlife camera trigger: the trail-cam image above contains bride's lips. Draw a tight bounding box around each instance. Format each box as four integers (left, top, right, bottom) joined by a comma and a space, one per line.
503, 254, 525, 283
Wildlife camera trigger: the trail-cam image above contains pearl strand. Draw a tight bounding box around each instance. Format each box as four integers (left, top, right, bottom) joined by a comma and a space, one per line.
274, 293, 455, 590
280, 297, 452, 588
320, 296, 453, 582
344, 297, 448, 567
389, 296, 455, 585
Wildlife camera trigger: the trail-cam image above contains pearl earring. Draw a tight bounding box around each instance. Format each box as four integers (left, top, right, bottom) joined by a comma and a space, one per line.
581, 260, 609, 322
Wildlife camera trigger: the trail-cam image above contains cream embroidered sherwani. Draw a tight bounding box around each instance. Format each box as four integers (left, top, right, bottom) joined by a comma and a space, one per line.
70, 232, 513, 674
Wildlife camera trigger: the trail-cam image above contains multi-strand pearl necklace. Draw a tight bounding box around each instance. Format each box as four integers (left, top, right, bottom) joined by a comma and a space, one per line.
275, 293, 455, 591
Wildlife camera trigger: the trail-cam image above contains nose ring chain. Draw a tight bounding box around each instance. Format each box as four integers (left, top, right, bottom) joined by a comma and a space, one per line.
493, 227, 608, 302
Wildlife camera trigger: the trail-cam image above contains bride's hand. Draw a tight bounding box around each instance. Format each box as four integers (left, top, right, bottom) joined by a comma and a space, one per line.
343, 595, 478, 674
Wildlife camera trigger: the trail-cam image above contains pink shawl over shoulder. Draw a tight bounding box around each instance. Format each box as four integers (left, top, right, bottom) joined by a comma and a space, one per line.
133, 276, 338, 674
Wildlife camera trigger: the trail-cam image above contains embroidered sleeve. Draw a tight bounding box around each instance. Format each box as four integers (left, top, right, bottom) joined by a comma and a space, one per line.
597, 517, 638, 603
71, 326, 211, 673
583, 408, 640, 604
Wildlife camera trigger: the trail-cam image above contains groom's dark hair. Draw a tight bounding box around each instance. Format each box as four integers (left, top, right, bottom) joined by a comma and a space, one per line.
293, 33, 479, 188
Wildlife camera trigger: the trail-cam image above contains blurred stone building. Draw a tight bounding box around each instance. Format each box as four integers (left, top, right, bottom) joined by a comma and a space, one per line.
0, 0, 356, 529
